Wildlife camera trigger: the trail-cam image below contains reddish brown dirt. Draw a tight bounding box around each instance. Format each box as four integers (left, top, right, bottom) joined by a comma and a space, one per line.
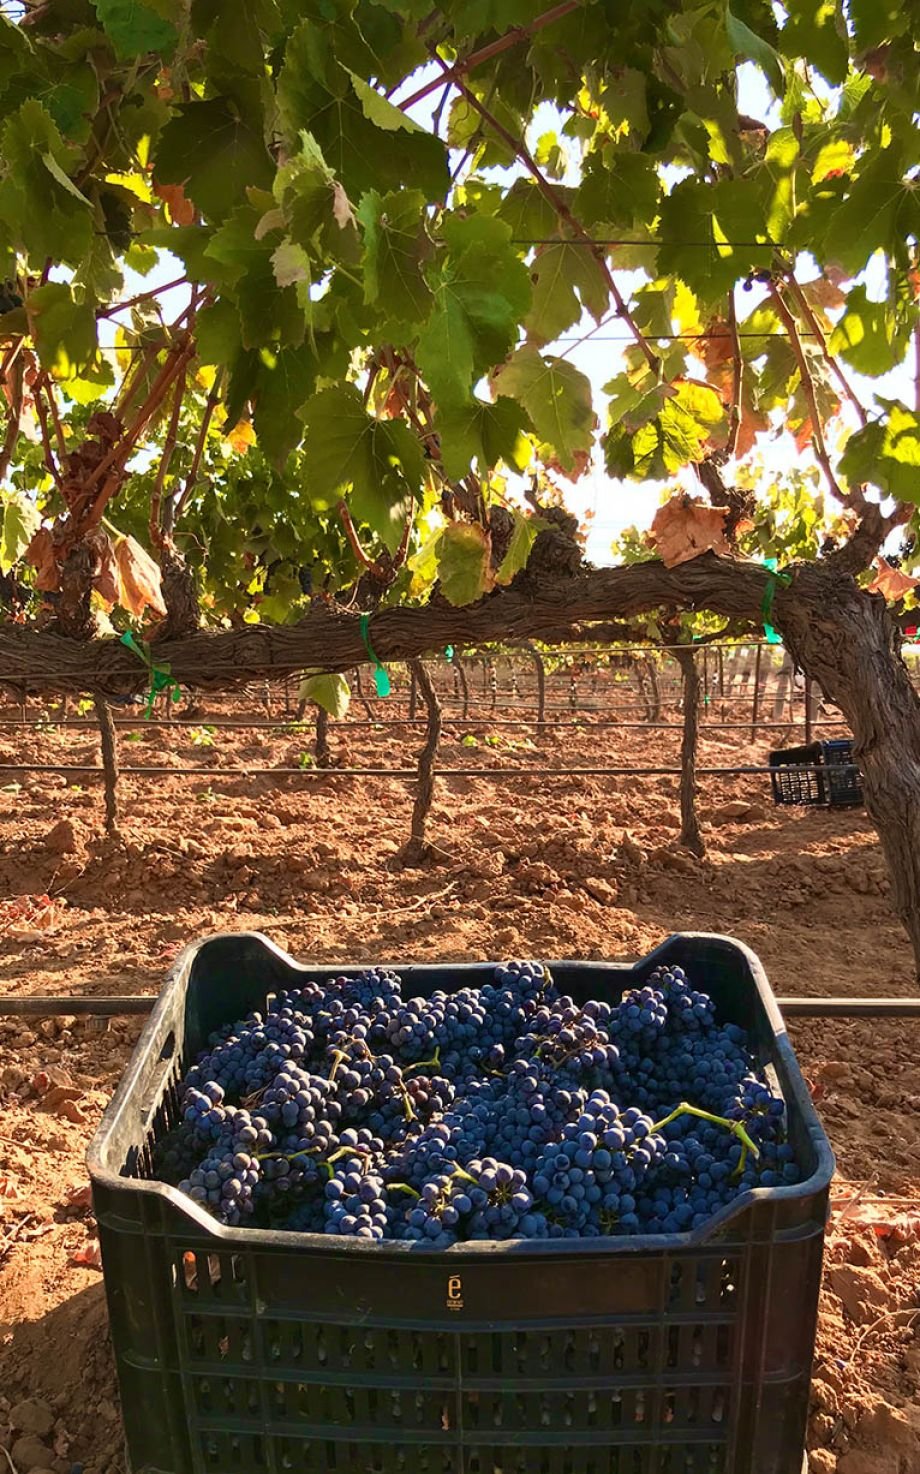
0, 686, 917, 1474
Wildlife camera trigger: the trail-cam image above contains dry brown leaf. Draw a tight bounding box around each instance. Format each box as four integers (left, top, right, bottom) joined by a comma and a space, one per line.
868, 556, 917, 602
114, 534, 168, 618
25, 526, 59, 591
153, 181, 196, 225
650, 496, 731, 568
65, 1183, 93, 1210
71, 1238, 102, 1269
332, 180, 356, 230
734, 406, 770, 458
0, 892, 63, 938
834, 1201, 920, 1245
793, 418, 814, 452
803, 277, 847, 312
695, 318, 734, 370
545, 445, 592, 482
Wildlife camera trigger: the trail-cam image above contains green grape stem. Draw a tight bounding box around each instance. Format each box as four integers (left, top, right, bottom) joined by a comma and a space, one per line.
649, 1101, 761, 1179
404, 1048, 441, 1074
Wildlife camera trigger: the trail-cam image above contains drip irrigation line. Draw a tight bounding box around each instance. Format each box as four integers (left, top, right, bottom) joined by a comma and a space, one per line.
0, 995, 917, 1019
0, 761, 856, 778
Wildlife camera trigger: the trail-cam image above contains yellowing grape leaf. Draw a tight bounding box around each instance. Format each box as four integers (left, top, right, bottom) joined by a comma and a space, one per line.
114, 535, 167, 617
650, 496, 731, 568
224, 418, 256, 454
868, 556, 917, 601
298, 671, 351, 718
436, 522, 493, 606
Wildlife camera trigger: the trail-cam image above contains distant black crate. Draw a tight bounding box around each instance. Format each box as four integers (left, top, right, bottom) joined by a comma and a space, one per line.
769, 739, 863, 808
88, 932, 833, 1474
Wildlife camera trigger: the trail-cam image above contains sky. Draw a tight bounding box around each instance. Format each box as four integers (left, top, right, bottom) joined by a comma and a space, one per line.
97, 57, 913, 567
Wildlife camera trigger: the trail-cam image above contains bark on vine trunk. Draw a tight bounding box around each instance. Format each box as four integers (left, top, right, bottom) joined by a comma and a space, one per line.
314, 707, 331, 768
55, 542, 96, 639
645, 657, 661, 721
520, 642, 546, 725
93, 693, 119, 836
451, 651, 470, 721
673, 648, 704, 858
401, 658, 442, 867
156, 544, 201, 641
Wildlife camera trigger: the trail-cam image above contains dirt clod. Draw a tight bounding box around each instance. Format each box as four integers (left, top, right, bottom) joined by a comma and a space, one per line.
44, 820, 78, 854
10, 1399, 55, 1437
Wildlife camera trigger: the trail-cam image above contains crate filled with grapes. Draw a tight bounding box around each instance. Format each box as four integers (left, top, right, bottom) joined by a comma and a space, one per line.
89, 932, 832, 1474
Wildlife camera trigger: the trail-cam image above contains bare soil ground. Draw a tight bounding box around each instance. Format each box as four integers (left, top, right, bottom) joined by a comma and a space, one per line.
0, 681, 917, 1474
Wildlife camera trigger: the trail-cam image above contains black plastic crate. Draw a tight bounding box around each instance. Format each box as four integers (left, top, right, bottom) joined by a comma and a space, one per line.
87, 932, 833, 1474
769, 739, 863, 808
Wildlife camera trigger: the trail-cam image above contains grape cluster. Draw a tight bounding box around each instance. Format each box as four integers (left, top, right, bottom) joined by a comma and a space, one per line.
157, 960, 802, 1243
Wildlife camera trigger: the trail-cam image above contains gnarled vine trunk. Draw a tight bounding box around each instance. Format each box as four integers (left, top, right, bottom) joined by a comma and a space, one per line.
777, 567, 920, 971
673, 647, 704, 858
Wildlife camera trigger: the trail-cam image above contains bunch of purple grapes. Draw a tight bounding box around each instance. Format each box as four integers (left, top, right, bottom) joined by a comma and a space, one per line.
162, 957, 802, 1243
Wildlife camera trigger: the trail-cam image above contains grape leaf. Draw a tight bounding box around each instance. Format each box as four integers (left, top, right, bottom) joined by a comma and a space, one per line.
496, 177, 560, 240
495, 510, 546, 586
253, 336, 346, 466
574, 150, 660, 230
0, 491, 40, 572
301, 385, 424, 551
658, 177, 773, 302
435, 396, 532, 479
848, 0, 908, 48
825, 149, 920, 277
840, 402, 920, 502
726, 8, 784, 95
492, 347, 595, 475
0, 100, 93, 266
525, 242, 608, 346
155, 99, 274, 221
357, 188, 431, 326
277, 28, 448, 198
780, 0, 849, 85
92, 0, 179, 60
196, 299, 242, 365
417, 215, 532, 406
827, 284, 913, 376
435, 522, 492, 606
114, 534, 167, 617
868, 556, 917, 601
299, 672, 351, 718
28, 282, 96, 376
604, 378, 725, 479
